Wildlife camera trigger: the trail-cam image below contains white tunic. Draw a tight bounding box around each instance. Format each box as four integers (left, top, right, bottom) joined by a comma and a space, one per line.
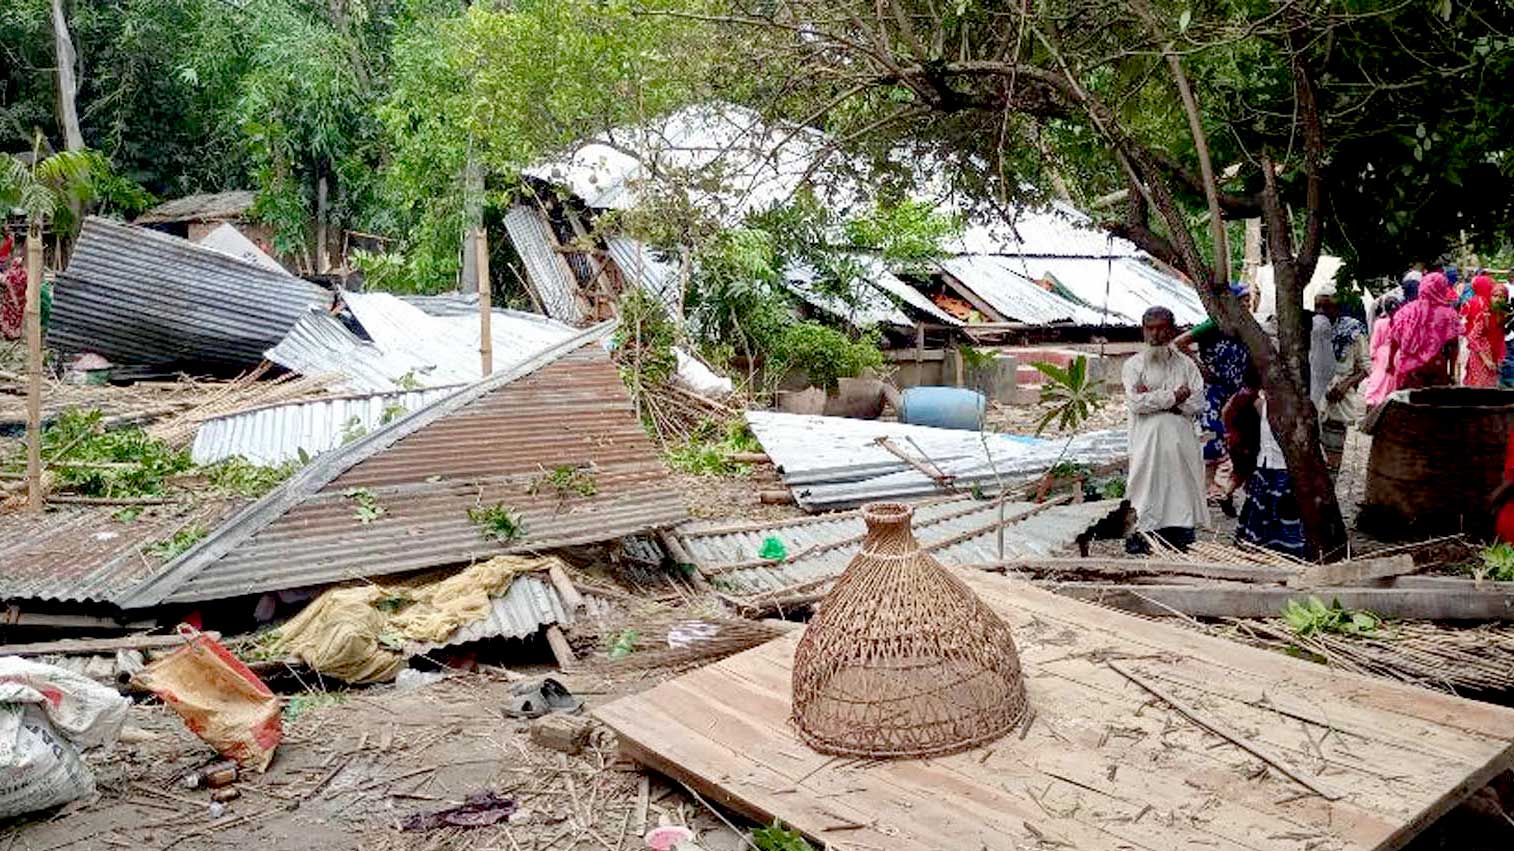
1122, 346, 1210, 532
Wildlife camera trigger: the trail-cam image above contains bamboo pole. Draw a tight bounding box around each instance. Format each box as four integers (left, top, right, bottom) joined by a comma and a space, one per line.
25, 223, 44, 514
475, 227, 493, 376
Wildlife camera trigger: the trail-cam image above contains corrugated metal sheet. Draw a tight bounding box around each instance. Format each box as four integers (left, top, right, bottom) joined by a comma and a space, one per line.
605, 237, 684, 318
405, 574, 613, 655
1026, 257, 1205, 326
946, 203, 1144, 259
0, 501, 238, 605
196, 223, 284, 272
119, 326, 687, 607
744, 411, 1127, 511
135, 191, 256, 224
784, 260, 914, 328
49, 217, 328, 369
266, 309, 424, 393
503, 205, 587, 324
674, 497, 1123, 594
265, 292, 578, 392
793, 430, 1128, 511
939, 255, 1117, 325
190, 387, 458, 466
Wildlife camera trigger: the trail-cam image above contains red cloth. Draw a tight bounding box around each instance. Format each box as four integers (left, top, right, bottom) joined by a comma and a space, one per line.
1498, 427, 1514, 544
1, 258, 26, 340
1390, 272, 1462, 380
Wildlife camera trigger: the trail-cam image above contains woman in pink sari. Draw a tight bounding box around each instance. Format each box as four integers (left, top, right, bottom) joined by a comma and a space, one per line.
1461, 274, 1504, 387
1388, 272, 1462, 390
1363, 292, 1401, 405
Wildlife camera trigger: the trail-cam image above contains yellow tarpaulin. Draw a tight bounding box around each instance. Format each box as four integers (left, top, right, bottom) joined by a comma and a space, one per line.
274, 555, 561, 683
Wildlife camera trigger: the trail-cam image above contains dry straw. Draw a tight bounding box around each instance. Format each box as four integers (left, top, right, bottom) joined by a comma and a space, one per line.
791, 502, 1028, 758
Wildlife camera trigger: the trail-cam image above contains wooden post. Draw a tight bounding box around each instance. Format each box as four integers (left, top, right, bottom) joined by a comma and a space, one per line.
475, 227, 493, 376
25, 224, 44, 514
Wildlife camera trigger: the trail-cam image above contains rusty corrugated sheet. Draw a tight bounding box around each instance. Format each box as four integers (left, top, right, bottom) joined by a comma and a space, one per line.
0, 501, 237, 605
48, 217, 329, 369
118, 325, 687, 606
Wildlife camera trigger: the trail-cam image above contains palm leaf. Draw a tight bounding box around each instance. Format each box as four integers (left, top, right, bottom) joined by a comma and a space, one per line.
1029, 359, 1071, 386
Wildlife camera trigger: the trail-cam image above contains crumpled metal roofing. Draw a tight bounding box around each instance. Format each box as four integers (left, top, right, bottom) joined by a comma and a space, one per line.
673, 497, 1123, 595
605, 237, 684, 318
49, 217, 329, 369
119, 324, 688, 607
404, 574, 612, 655
265, 291, 578, 392
0, 501, 238, 605
939, 255, 1118, 325
189, 387, 457, 466
744, 410, 1128, 511
503, 205, 587, 323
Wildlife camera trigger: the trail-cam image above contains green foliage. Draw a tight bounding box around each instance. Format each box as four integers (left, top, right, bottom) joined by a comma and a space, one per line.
342, 487, 385, 524
283, 691, 345, 724
1094, 476, 1127, 499
468, 503, 525, 543
1281, 597, 1383, 638
607, 629, 640, 660
379, 405, 408, 426
751, 822, 816, 851
1047, 461, 1091, 480
340, 416, 369, 445
1031, 357, 1105, 435
202, 456, 298, 498
147, 524, 208, 562
665, 420, 761, 476
1468, 542, 1514, 583
843, 199, 960, 271
771, 323, 884, 394
528, 465, 598, 499
112, 506, 144, 523
8, 409, 194, 497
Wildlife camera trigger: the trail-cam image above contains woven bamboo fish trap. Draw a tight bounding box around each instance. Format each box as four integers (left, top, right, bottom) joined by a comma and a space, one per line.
791, 502, 1028, 758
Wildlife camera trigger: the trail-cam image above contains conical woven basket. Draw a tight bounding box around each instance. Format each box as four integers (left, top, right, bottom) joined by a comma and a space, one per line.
791, 502, 1028, 758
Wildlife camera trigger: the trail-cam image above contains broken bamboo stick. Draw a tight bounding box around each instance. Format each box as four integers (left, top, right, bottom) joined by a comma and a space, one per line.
25, 227, 43, 514
1108, 661, 1343, 800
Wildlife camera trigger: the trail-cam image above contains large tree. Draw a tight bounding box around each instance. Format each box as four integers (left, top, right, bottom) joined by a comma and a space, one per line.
669, 0, 1514, 558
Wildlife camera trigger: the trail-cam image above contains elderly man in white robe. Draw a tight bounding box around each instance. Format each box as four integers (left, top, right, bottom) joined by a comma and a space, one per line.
1123, 306, 1209, 554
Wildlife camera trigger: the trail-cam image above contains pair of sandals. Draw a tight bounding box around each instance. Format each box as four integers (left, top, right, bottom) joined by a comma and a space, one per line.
502, 677, 583, 718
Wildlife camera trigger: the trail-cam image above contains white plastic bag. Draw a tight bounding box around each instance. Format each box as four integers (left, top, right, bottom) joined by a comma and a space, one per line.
0, 657, 129, 818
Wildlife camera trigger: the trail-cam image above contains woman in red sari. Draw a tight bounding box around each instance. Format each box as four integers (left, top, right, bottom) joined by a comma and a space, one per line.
1461, 274, 1505, 387
1388, 272, 1462, 390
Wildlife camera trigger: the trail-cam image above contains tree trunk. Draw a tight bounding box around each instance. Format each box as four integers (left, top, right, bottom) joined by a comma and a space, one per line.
315, 172, 330, 274
50, 0, 83, 152
460, 153, 484, 294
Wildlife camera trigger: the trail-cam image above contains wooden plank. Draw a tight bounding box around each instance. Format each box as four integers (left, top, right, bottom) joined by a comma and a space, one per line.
984, 557, 1297, 584
1288, 554, 1417, 589
0, 631, 218, 657
596, 571, 1514, 851
544, 624, 576, 669
1049, 582, 1514, 620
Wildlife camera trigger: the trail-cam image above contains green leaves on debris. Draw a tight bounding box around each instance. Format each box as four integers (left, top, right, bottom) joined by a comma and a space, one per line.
528, 465, 598, 500
203, 457, 298, 499
146, 524, 207, 561
1468, 542, 1514, 583
469, 503, 525, 543
666, 420, 761, 476
1281, 596, 1383, 638
16, 409, 192, 498
343, 487, 386, 524
751, 822, 816, 851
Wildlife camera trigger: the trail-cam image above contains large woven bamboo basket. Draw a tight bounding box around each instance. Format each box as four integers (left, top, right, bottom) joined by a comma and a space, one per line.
791, 502, 1028, 758
1359, 387, 1514, 539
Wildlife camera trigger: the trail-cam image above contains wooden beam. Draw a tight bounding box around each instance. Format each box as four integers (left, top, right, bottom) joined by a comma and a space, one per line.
936, 271, 1007, 322
476, 227, 493, 376
1048, 583, 1514, 620
1287, 554, 1417, 589
25, 225, 43, 514
2, 605, 156, 630
546, 563, 585, 614
0, 631, 219, 656
981, 558, 1297, 585
544, 624, 576, 670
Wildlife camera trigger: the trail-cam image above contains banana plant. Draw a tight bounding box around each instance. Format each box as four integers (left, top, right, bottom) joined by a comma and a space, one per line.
1029, 355, 1106, 500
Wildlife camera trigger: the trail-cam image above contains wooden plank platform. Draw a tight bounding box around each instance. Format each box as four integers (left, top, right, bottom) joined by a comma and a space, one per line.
596, 570, 1514, 851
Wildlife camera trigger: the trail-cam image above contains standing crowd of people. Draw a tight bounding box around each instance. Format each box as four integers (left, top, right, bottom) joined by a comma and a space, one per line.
1123, 263, 1512, 559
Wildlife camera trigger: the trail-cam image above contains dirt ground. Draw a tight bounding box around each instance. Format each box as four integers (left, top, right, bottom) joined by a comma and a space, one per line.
0, 667, 752, 851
